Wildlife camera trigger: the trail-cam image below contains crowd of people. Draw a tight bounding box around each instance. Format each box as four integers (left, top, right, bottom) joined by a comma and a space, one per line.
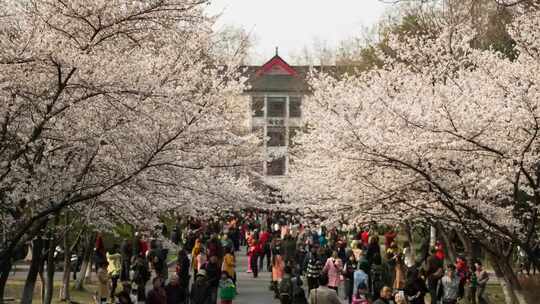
91, 211, 490, 304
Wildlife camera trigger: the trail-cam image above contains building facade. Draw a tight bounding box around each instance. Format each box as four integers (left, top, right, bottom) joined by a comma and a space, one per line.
244, 55, 313, 178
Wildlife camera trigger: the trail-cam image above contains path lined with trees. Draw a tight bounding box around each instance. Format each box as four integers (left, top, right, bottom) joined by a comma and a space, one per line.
2, 0, 540, 304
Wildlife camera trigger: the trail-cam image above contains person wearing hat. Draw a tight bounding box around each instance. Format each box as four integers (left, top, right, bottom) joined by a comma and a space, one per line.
191, 269, 211, 304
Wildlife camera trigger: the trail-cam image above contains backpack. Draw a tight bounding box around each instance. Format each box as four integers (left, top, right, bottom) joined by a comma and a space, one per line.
370, 264, 383, 284
191, 279, 210, 304
279, 276, 293, 297
370, 264, 384, 296
292, 276, 307, 303
132, 262, 150, 284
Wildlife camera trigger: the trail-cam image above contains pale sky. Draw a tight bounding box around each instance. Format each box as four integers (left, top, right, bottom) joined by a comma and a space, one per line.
207, 0, 390, 64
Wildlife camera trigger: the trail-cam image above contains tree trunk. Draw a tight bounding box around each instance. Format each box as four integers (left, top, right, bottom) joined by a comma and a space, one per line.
491, 254, 517, 304
43, 231, 56, 304
456, 230, 474, 264
489, 252, 532, 304
39, 267, 45, 303
430, 225, 437, 247
0, 255, 13, 304
401, 221, 417, 263
59, 228, 71, 301
417, 226, 431, 263
21, 237, 44, 304
75, 234, 94, 290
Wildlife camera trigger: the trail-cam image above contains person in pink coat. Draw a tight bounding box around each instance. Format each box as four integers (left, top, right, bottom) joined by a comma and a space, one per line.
323, 250, 343, 295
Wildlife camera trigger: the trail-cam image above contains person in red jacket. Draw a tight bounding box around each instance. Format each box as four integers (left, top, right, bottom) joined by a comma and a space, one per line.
248, 239, 263, 278
435, 241, 445, 261
455, 256, 468, 298
360, 229, 369, 249
259, 229, 272, 271
384, 229, 398, 250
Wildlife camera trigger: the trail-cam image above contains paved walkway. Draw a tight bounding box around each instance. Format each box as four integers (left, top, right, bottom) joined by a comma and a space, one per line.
233, 249, 279, 304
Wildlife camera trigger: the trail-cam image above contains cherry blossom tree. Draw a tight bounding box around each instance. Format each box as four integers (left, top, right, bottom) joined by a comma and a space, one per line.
0, 0, 264, 300
285, 4, 540, 304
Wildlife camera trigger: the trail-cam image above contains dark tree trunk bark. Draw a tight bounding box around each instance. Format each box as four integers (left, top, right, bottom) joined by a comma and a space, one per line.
75, 234, 94, 290
43, 230, 57, 304
488, 250, 531, 304
490, 251, 517, 304
456, 230, 474, 264
59, 229, 71, 301
21, 237, 44, 304
0, 255, 13, 304
417, 225, 431, 263
401, 220, 417, 264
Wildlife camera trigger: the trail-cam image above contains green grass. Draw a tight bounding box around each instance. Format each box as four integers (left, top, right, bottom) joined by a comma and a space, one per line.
5, 278, 98, 304
422, 283, 505, 304
485, 283, 506, 304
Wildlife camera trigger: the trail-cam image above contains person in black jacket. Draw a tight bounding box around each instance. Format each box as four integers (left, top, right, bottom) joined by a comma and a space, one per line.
165, 275, 185, 304
131, 255, 150, 302
305, 246, 323, 294
404, 267, 427, 304
176, 249, 190, 299
291, 271, 308, 304
343, 252, 358, 304
366, 236, 382, 267
191, 270, 210, 304
120, 239, 132, 283
204, 255, 220, 304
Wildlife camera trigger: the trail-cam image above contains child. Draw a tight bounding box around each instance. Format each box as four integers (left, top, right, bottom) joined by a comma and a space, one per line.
219, 271, 236, 304
96, 261, 110, 304
222, 247, 236, 284
352, 281, 370, 304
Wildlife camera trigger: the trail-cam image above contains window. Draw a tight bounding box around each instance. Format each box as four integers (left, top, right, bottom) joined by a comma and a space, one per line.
267, 97, 286, 117
267, 127, 286, 146
252, 96, 264, 117
289, 96, 302, 118
267, 157, 286, 176
289, 127, 300, 147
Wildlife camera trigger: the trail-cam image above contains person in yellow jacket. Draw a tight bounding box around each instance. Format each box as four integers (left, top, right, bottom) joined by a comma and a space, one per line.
107, 245, 122, 300
222, 247, 236, 283
96, 261, 110, 304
